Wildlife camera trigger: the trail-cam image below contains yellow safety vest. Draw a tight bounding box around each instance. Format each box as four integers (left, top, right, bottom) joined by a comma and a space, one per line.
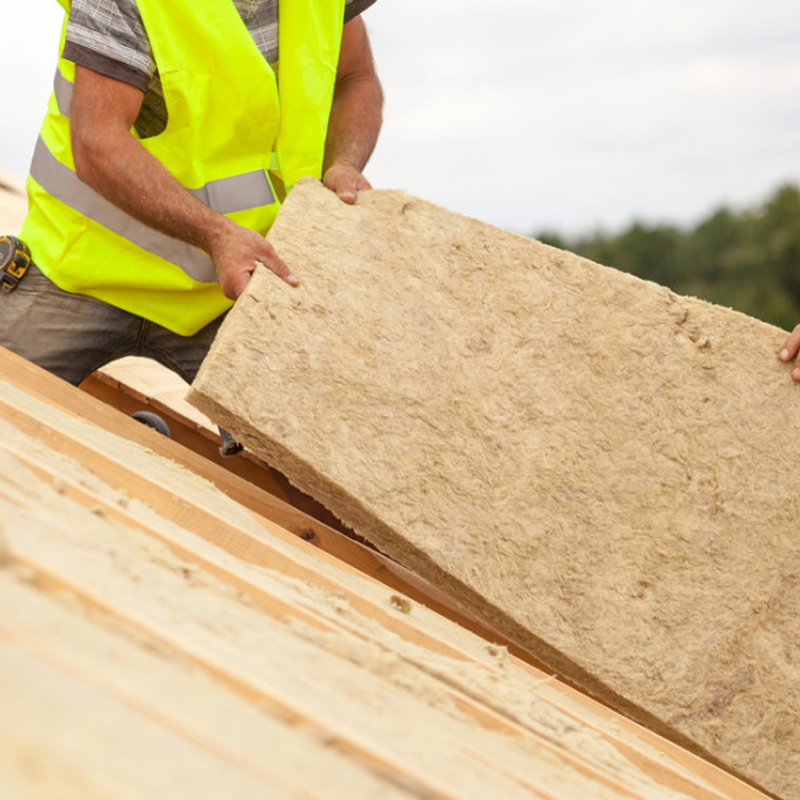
22, 0, 344, 335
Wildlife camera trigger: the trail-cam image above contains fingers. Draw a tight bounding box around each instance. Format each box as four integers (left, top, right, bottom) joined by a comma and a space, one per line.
227, 265, 254, 301
211, 225, 299, 300
255, 255, 299, 288
338, 174, 371, 205
220, 258, 298, 301
323, 165, 372, 205
779, 324, 800, 381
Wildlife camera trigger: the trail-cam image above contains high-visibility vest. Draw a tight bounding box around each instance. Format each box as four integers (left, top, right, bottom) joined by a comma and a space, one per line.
22, 0, 344, 335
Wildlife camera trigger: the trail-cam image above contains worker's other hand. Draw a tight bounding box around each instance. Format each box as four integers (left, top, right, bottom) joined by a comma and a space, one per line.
208, 219, 298, 300
779, 324, 800, 381
323, 164, 371, 205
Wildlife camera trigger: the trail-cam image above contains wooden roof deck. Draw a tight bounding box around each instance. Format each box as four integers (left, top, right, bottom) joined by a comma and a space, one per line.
0, 346, 770, 799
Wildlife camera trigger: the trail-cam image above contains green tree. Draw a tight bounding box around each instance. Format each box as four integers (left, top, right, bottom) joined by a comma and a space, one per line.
532, 184, 800, 329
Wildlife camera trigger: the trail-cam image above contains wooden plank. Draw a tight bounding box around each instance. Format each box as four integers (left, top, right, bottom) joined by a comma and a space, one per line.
0, 345, 323, 538
531, 684, 767, 800
3, 442, 351, 636
0, 642, 294, 799
0, 575, 420, 800
80, 367, 289, 502
92, 356, 217, 428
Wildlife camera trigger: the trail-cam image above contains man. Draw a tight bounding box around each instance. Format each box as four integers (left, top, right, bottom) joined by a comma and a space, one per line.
1, 0, 382, 390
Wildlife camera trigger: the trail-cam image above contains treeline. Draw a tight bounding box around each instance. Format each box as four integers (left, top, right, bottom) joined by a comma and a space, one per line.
535, 184, 800, 331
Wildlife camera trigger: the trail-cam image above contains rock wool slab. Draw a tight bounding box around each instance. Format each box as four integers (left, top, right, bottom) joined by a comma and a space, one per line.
189, 178, 800, 800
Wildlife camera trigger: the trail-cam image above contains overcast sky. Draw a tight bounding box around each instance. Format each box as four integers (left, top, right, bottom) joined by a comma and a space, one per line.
3, 0, 800, 236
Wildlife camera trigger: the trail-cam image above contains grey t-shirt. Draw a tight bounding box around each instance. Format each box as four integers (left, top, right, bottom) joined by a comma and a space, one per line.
62, 0, 377, 138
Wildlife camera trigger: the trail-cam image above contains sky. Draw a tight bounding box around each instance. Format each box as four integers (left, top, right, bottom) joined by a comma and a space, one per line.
3, 0, 800, 237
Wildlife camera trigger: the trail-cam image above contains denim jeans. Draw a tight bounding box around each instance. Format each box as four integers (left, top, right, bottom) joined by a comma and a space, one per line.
0, 264, 225, 387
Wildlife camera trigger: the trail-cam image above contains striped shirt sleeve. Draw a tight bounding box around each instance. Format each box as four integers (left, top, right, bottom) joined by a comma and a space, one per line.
62, 0, 152, 91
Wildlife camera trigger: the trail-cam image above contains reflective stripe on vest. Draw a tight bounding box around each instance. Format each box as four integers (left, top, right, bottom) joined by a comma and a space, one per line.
54, 69, 71, 117
30, 134, 275, 283
52, 68, 277, 211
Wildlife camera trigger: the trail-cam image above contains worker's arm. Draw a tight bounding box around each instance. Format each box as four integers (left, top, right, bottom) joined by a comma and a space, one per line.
779, 325, 800, 380
70, 66, 296, 300
323, 16, 383, 204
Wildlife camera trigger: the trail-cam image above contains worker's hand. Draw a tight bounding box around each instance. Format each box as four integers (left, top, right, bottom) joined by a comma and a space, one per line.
207, 219, 298, 300
779, 324, 800, 381
323, 164, 371, 205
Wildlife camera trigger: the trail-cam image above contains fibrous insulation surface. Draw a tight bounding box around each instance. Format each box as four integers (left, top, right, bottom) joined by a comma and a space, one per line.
189, 179, 800, 800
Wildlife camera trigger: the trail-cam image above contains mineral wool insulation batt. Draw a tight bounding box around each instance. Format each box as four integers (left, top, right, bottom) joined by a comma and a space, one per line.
188, 178, 800, 800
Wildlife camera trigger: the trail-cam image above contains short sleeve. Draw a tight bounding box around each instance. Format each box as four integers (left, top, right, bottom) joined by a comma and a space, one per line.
62, 0, 154, 92
345, 0, 378, 22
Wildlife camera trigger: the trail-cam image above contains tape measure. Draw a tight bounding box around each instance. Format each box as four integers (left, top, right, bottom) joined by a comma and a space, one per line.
0, 235, 31, 293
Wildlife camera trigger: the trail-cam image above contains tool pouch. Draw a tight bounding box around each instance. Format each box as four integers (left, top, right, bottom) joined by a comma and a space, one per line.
0, 236, 32, 293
